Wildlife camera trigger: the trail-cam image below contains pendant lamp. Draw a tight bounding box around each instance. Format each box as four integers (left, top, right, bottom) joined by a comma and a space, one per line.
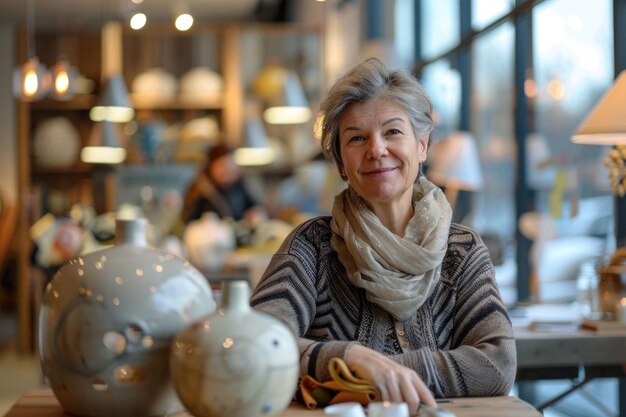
263, 71, 312, 125
89, 74, 135, 123
81, 121, 127, 165
13, 0, 50, 101
50, 58, 78, 100
234, 101, 275, 166
89, 22, 134, 123
234, 116, 276, 166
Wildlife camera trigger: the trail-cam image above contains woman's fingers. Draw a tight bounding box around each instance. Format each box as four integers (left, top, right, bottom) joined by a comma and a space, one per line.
373, 366, 427, 415
399, 373, 422, 414
346, 344, 436, 412
414, 376, 437, 407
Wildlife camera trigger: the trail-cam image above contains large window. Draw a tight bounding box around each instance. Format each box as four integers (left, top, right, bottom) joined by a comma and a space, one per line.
529, 0, 614, 303
471, 23, 516, 240
472, 0, 514, 31
421, 60, 461, 141
533, 0, 613, 197
418, 0, 616, 305
421, 0, 459, 61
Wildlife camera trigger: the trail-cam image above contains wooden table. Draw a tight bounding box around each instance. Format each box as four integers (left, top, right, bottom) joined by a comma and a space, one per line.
514, 325, 626, 414
4, 390, 541, 417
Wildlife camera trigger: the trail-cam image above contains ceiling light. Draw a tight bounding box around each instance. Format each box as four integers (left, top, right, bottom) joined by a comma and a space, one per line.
130, 13, 147, 30
175, 13, 193, 31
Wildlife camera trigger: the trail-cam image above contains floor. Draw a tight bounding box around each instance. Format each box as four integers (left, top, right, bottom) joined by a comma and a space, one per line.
0, 313, 45, 417
0, 311, 620, 417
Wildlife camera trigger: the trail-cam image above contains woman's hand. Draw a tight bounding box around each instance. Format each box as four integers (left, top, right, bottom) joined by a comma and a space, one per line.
345, 344, 436, 415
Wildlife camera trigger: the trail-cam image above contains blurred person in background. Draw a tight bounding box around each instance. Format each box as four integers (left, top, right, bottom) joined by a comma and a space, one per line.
181, 144, 260, 224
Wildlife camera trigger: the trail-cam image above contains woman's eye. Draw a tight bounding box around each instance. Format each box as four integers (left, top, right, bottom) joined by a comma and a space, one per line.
387, 128, 402, 136
348, 135, 364, 143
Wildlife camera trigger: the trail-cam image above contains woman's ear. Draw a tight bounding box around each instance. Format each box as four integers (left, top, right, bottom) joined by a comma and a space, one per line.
418, 137, 429, 163
337, 163, 348, 181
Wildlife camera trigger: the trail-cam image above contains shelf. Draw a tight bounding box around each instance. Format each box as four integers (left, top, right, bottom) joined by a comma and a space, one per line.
31, 165, 94, 177
30, 95, 97, 111
131, 94, 224, 110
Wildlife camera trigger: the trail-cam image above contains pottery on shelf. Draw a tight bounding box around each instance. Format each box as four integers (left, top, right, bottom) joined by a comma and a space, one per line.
38, 217, 216, 417
170, 280, 299, 417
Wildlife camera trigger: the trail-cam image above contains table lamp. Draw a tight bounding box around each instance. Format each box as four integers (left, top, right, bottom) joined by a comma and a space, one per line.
427, 131, 484, 208
571, 70, 626, 319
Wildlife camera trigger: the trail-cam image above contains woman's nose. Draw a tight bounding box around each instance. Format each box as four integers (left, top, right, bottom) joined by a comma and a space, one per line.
366, 135, 388, 159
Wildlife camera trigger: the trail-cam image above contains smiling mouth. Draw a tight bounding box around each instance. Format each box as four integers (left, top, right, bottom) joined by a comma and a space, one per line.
364, 167, 395, 175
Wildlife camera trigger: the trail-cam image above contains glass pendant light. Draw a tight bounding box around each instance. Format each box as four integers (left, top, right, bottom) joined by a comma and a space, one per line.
50, 58, 78, 100
13, 0, 49, 101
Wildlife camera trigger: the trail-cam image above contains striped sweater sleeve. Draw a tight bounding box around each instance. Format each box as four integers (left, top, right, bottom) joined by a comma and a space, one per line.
250, 219, 354, 381
391, 227, 517, 397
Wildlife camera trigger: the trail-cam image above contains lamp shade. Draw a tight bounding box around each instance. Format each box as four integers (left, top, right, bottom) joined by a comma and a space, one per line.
571, 70, 626, 145
234, 116, 275, 166
427, 131, 484, 191
89, 74, 135, 123
263, 71, 312, 125
81, 121, 127, 164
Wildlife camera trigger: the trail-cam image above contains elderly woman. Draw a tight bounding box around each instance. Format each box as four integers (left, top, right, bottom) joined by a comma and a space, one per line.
250, 58, 516, 413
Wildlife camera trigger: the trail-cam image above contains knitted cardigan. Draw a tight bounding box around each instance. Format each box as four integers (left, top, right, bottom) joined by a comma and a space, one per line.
250, 216, 517, 398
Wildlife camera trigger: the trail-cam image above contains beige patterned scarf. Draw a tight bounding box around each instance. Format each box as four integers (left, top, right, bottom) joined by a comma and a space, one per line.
330, 177, 452, 321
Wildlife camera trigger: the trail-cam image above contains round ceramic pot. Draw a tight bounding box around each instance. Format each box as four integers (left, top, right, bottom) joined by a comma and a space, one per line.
39, 217, 215, 417
170, 280, 299, 417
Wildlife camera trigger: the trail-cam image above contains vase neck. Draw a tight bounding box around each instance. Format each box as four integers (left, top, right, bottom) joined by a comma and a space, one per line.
115, 218, 149, 247
221, 280, 251, 312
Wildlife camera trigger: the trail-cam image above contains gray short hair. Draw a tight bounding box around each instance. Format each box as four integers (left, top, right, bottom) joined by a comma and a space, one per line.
319, 58, 434, 172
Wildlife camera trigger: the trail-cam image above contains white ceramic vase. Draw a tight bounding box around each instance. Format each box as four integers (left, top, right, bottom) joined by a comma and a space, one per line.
38, 217, 215, 417
170, 280, 299, 417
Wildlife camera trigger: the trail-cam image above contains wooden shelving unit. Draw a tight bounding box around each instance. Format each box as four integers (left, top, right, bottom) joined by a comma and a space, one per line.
14, 21, 322, 353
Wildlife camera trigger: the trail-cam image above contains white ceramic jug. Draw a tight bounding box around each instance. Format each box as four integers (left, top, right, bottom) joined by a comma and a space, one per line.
39, 217, 215, 417
170, 280, 299, 417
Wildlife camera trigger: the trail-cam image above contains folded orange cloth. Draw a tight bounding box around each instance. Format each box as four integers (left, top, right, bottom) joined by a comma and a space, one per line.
300, 357, 381, 409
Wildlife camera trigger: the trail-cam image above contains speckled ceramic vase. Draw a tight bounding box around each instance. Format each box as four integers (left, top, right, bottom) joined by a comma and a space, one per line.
170, 280, 299, 417
38, 217, 216, 417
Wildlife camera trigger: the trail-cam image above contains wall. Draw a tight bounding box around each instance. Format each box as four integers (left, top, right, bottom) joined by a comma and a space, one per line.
0, 24, 16, 205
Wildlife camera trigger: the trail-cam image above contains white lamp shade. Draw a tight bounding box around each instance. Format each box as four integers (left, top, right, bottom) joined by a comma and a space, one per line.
571, 70, 626, 145
81, 121, 127, 164
90, 74, 135, 123
427, 131, 484, 191
263, 71, 312, 125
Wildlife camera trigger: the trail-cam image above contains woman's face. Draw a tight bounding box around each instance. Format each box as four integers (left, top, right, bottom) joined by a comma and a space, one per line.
209, 153, 241, 188
338, 97, 427, 214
